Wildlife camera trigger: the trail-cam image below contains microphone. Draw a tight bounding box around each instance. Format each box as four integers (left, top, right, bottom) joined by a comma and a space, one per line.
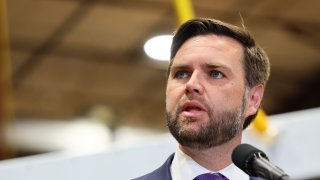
232, 143, 292, 180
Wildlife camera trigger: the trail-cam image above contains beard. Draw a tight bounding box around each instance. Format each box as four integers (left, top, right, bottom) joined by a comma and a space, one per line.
166, 90, 248, 150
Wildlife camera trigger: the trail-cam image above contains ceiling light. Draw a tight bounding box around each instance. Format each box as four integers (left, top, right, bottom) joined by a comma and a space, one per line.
144, 35, 173, 61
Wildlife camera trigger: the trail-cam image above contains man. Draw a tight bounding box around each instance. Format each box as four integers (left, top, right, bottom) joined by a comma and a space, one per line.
134, 18, 270, 180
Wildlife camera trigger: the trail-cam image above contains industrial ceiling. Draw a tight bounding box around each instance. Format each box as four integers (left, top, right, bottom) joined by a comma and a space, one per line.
6, 0, 320, 130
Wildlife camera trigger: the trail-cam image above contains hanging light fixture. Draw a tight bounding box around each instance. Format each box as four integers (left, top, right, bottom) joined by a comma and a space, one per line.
143, 35, 173, 61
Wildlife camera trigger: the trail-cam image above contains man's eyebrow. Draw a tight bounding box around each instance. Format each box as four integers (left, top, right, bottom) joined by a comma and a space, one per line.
204, 63, 228, 69
170, 64, 191, 70
170, 63, 231, 71
204, 63, 233, 75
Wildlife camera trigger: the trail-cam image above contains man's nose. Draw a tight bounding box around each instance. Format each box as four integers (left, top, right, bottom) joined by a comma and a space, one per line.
185, 72, 204, 95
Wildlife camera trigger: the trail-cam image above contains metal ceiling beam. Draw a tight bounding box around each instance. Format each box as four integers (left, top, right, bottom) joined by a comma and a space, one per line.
13, 0, 94, 88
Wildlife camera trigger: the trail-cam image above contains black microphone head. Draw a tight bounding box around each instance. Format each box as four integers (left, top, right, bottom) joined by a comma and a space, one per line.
232, 143, 268, 176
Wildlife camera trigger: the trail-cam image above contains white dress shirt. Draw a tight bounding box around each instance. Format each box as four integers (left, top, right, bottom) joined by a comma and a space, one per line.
170, 148, 249, 180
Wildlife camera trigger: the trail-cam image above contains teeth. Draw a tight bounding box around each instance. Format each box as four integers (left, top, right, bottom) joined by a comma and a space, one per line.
189, 109, 199, 112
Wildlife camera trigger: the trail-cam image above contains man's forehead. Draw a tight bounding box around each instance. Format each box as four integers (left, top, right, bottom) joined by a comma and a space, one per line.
179, 34, 244, 51
172, 35, 244, 63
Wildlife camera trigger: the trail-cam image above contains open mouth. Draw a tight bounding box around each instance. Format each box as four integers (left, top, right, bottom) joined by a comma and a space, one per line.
183, 106, 203, 112
182, 101, 205, 112
180, 101, 206, 118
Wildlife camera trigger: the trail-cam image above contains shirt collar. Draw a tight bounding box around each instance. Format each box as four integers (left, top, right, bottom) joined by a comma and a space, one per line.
170, 147, 249, 180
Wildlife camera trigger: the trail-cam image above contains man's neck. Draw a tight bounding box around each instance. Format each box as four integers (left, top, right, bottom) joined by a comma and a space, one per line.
179, 135, 242, 171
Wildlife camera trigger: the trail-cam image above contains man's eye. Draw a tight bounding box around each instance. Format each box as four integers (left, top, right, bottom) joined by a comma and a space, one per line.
174, 70, 189, 79
210, 71, 224, 79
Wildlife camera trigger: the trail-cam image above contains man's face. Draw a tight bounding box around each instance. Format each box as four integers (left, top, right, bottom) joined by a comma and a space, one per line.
166, 34, 250, 149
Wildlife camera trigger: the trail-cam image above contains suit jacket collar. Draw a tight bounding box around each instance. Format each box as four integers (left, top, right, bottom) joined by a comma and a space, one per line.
133, 153, 261, 180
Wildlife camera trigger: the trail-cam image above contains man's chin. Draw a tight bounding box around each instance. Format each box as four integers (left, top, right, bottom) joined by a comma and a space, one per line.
179, 116, 208, 128
178, 123, 204, 136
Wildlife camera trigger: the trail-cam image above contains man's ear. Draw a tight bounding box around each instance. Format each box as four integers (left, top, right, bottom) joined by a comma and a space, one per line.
245, 84, 264, 118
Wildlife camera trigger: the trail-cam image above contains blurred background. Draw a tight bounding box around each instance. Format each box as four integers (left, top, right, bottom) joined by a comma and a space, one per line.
1, 0, 319, 160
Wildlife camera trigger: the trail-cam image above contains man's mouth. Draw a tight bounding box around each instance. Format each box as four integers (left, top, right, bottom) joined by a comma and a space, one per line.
180, 101, 206, 118
183, 106, 203, 112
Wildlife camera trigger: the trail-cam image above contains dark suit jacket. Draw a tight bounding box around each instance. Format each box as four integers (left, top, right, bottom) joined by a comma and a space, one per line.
132, 153, 262, 180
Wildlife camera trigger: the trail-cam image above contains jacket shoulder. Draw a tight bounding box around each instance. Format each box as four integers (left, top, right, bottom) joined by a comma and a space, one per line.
132, 154, 174, 180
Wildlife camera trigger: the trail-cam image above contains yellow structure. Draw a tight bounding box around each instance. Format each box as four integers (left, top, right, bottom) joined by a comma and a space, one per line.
173, 0, 195, 24
253, 109, 269, 133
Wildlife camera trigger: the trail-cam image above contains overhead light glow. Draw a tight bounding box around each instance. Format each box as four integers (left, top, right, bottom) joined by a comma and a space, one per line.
144, 35, 173, 61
